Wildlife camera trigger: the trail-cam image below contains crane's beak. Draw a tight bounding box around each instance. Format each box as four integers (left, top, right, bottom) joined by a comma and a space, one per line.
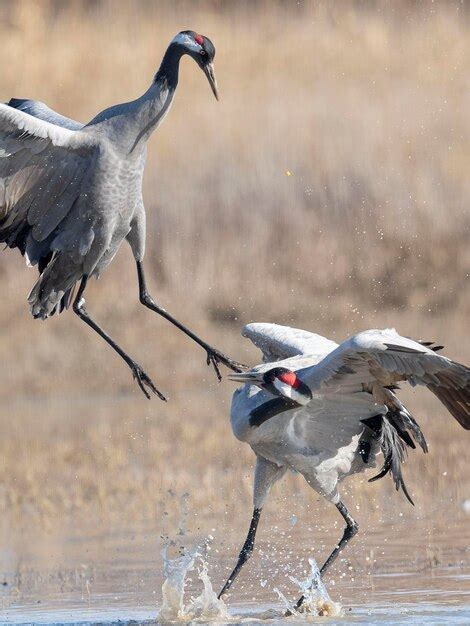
203, 62, 219, 100
228, 371, 263, 385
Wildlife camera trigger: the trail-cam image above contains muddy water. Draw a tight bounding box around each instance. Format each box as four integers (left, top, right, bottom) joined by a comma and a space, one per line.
1, 518, 469, 625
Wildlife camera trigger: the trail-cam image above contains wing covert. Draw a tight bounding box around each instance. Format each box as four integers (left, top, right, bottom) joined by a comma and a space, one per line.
7, 99, 83, 130
242, 323, 337, 363
297, 328, 470, 428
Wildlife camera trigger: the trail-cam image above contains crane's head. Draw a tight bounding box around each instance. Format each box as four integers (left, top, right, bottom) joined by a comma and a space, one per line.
172, 31, 218, 100
228, 367, 313, 405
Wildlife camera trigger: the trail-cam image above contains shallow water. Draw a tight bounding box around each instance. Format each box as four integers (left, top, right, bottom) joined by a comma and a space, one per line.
1, 395, 469, 625
1, 518, 469, 625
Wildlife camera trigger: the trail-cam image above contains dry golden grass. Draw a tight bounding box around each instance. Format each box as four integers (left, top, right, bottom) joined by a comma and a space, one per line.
0, 1, 469, 536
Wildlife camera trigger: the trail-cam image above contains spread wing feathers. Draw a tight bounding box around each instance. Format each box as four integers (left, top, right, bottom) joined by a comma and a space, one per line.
298, 328, 470, 429
0, 103, 97, 266
362, 413, 414, 505
362, 386, 428, 505
8, 99, 83, 130
374, 385, 428, 452
242, 323, 338, 364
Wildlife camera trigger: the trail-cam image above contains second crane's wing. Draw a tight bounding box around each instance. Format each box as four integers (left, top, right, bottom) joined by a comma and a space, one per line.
242, 322, 338, 363
297, 328, 470, 429
0, 103, 98, 266
7, 99, 83, 130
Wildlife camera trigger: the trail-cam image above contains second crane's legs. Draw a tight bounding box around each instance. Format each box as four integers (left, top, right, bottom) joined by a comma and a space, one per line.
73, 277, 166, 400
136, 261, 245, 379
219, 498, 359, 612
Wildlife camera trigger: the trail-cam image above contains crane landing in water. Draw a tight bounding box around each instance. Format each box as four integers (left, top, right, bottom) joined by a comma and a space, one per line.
0, 31, 244, 400
220, 323, 470, 607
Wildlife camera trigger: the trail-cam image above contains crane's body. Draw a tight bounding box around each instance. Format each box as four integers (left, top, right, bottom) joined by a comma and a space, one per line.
220, 323, 470, 607
231, 354, 383, 504
0, 31, 243, 398
2, 41, 186, 318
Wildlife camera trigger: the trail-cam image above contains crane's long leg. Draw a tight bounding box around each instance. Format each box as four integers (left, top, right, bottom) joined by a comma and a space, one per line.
294, 500, 358, 611
218, 508, 262, 599
136, 261, 245, 379
73, 277, 166, 401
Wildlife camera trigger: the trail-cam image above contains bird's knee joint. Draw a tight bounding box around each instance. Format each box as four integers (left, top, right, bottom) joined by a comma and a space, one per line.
73, 297, 86, 315
140, 292, 155, 307
348, 521, 359, 537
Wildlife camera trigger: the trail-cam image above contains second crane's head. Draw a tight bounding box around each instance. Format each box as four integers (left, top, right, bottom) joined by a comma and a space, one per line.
229, 367, 313, 406
171, 31, 218, 100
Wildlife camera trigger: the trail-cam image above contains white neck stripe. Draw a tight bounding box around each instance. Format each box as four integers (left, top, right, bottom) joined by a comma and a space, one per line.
273, 379, 309, 405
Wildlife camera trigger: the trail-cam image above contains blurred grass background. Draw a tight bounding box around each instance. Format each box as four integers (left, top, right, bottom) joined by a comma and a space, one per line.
0, 0, 469, 543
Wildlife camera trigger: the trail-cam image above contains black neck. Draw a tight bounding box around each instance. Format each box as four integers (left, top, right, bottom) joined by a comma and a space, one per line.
154, 43, 184, 88
249, 397, 299, 428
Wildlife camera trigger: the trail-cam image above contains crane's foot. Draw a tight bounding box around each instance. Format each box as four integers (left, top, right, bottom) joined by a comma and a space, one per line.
205, 348, 246, 380
283, 593, 311, 616
131, 363, 167, 401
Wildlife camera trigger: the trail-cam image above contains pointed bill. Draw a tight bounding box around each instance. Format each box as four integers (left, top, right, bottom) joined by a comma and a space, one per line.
203, 62, 219, 100
228, 371, 263, 384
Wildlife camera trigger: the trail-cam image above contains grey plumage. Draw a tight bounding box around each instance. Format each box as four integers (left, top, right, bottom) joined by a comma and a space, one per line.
1, 77, 163, 319
1, 83, 170, 319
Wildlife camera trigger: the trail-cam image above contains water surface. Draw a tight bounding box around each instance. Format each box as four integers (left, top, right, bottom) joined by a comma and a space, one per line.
1, 518, 469, 625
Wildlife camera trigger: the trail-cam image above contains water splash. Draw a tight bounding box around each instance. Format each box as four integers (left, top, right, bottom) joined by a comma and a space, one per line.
157, 544, 198, 621
158, 541, 340, 622
275, 557, 342, 618
157, 541, 229, 623
186, 559, 230, 621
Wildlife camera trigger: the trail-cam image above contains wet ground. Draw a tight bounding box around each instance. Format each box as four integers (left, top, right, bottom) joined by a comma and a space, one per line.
1, 516, 469, 625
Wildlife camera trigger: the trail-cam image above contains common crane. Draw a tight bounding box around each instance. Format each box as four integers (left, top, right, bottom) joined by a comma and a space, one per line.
0, 31, 244, 399
220, 323, 470, 607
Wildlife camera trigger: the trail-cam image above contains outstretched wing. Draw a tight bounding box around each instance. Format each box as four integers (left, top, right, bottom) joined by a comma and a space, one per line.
298, 328, 470, 429
0, 103, 98, 266
8, 99, 83, 130
242, 323, 338, 363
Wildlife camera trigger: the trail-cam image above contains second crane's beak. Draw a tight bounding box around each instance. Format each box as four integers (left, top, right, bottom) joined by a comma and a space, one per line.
203, 62, 219, 101
228, 372, 263, 385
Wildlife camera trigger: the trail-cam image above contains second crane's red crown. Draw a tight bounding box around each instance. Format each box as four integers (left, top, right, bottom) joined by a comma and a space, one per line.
278, 371, 301, 389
